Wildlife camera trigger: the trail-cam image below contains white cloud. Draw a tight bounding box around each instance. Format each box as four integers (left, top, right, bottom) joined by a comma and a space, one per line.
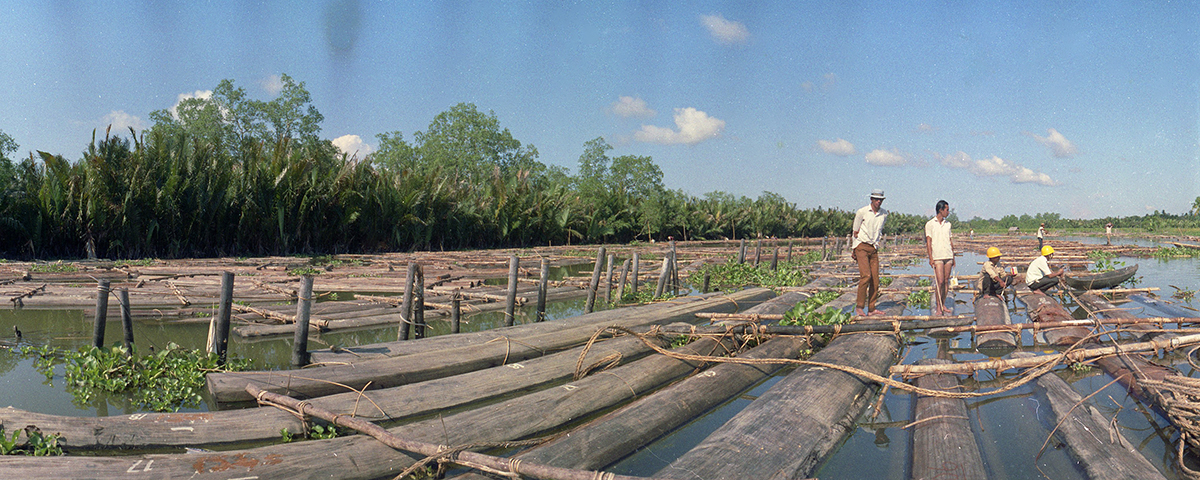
611, 96, 656, 118
633, 108, 725, 145
942, 152, 1057, 186
817, 138, 856, 156
917, 123, 934, 132
941, 151, 972, 168
1030, 128, 1078, 158
101, 110, 145, 133
169, 90, 213, 118
262, 74, 284, 96
700, 14, 749, 44
865, 149, 906, 166
332, 134, 374, 157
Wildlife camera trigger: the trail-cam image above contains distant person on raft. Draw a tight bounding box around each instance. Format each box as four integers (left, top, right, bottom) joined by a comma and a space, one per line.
852, 189, 888, 316
1025, 245, 1064, 293
924, 200, 955, 315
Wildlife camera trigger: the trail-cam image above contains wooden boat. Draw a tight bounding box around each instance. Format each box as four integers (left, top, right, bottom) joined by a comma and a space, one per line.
1062, 264, 1138, 290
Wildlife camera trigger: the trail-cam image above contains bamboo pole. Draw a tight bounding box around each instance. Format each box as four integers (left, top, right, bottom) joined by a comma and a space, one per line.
889, 333, 1200, 376
505, 255, 519, 327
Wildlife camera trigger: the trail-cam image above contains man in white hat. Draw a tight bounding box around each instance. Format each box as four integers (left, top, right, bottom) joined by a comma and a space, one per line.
852, 189, 888, 316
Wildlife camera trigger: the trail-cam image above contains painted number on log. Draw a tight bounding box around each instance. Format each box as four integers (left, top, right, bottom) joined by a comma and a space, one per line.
562, 384, 578, 391
699, 371, 718, 378
507, 363, 525, 369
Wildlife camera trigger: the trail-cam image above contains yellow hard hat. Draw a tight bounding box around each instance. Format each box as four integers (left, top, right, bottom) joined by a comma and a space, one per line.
1041, 245, 1055, 256
986, 247, 1001, 258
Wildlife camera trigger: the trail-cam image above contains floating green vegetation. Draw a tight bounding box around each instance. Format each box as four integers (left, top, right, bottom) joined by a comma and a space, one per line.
281, 424, 342, 442
1171, 285, 1197, 302
29, 261, 78, 273
1086, 250, 1125, 273
0, 426, 63, 456
690, 253, 818, 290
780, 290, 849, 326
288, 266, 323, 277
114, 258, 157, 268
307, 255, 365, 269
21, 343, 251, 412
669, 335, 693, 348
916, 278, 932, 287
1151, 247, 1200, 259
906, 289, 931, 309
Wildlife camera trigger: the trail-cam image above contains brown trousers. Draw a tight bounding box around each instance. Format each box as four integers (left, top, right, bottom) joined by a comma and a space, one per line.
854, 243, 880, 311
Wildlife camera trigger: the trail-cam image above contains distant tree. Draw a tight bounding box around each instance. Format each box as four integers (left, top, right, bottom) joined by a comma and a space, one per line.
0, 129, 16, 192
1192, 196, 1200, 216
413, 103, 541, 180
370, 131, 417, 171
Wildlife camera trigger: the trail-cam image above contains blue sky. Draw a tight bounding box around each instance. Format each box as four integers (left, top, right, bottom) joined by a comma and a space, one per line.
2, 1, 1197, 220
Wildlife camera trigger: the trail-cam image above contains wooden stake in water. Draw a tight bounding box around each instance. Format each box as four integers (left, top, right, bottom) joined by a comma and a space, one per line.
738, 239, 746, 264
451, 295, 461, 333
654, 257, 669, 298
505, 255, 519, 327
413, 266, 426, 339
615, 258, 631, 303
702, 271, 711, 293
118, 288, 133, 351
771, 247, 779, 270
604, 254, 615, 304
92, 279, 110, 349
754, 239, 761, 266
585, 246, 605, 313
211, 272, 234, 364
631, 252, 641, 296
788, 239, 793, 262
398, 263, 416, 341
537, 258, 549, 322
291, 275, 314, 367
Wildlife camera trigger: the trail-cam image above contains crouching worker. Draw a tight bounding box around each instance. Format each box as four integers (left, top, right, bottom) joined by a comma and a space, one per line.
1025, 245, 1064, 293
978, 247, 1017, 298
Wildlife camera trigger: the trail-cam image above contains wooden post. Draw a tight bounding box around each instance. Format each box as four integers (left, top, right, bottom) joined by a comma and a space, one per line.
505, 255, 519, 327
771, 247, 779, 270
536, 258, 549, 322
737, 239, 746, 264
585, 247, 605, 313
787, 239, 793, 262
822, 237, 827, 261
92, 279, 110, 349
118, 288, 133, 351
615, 259, 630, 302
414, 266, 426, 338
754, 239, 761, 266
398, 263, 416, 341
291, 275, 314, 367
211, 272, 234, 363
603, 254, 614, 304
670, 238, 679, 296
702, 271, 711, 293
631, 252, 641, 296
654, 258, 669, 298
450, 295, 461, 334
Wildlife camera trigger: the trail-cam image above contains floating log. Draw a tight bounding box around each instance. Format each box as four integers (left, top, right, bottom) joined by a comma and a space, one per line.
1015, 287, 1090, 345
231, 303, 329, 329
209, 288, 775, 403
910, 358, 987, 480
453, 292, 812, 476
661, 317, 975, 335
974, 295, 1017, 354
653, 294, 905, 478
1027, 353, 1167, 480
305, 288, 771, 364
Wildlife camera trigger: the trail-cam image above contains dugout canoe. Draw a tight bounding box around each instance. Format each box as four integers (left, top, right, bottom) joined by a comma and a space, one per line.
207, 287, 774, 403
1062, 264, 1138, 290
974, 294, 1017, 355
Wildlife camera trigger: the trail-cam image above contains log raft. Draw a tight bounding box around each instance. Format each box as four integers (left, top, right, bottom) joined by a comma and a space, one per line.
973, 294, 1017, 355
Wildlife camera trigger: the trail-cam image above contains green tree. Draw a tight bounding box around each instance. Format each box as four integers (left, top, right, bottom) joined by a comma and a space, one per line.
412, 103, 541, 181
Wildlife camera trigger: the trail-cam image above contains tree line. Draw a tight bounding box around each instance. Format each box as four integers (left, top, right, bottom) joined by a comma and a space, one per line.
0, 75, 1194, 259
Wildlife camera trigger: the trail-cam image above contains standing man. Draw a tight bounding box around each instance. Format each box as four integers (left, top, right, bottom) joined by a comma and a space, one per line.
1105, 222, 1113, 245
924, 200, 955, 315
1037, 223, 1046, 251
1026, 245, 1064, 293
852, 189, 889, 316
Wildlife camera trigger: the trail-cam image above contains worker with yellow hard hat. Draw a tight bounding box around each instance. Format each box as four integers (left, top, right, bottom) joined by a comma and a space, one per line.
978, 247, 1017, 298
1025, 245, 1064, 293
